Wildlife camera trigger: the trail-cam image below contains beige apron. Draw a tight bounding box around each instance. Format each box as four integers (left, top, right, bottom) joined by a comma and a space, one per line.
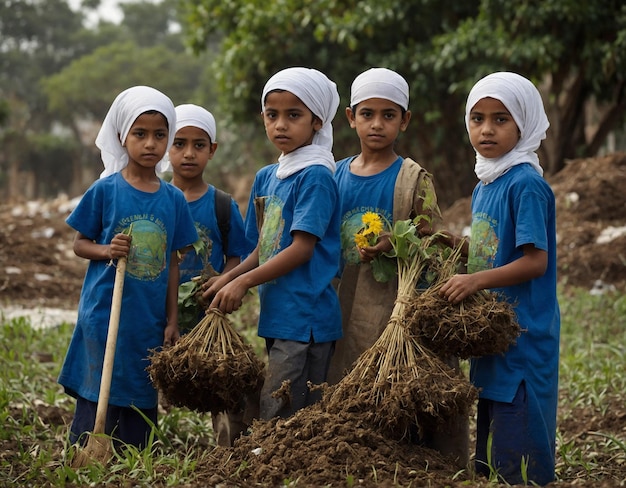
327, 158, 431, 384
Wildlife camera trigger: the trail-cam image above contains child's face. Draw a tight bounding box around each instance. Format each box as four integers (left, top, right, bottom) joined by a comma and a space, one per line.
262, 90, 322, 155
124, 112, 170, 169
169, 125, 217, 179
468, 97, 520, 159
346, 98, 410, 152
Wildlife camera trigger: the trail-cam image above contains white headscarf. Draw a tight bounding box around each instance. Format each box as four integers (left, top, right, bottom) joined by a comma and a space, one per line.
350, 67, 409, 110
261, 67, 340, 179
96, 86, 176, 179
465, 72, 550, 184
160, 103, 217, 173
174, 103, 217, 142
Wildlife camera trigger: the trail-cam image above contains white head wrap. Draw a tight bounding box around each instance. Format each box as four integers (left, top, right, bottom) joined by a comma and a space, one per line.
96, 86, 176, 179
350, 67, 409, 110
160, 104, 217, 173
261, 67, 340, 179
465, 72, 549, 184
174, 104, 217, 143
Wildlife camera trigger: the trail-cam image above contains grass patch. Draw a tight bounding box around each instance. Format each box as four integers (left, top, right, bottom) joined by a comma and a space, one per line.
0, 287, 624, 486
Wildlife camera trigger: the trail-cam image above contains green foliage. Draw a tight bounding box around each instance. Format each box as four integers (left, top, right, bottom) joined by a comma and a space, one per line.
42, 40, 207, 121
22, 132, 80, 196
0, 0, 219, 200
179, 0, 626, 205
177, 280, 203, 333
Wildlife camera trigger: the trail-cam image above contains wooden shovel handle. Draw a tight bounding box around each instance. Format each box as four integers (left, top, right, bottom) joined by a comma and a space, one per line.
92, 256, 127, 435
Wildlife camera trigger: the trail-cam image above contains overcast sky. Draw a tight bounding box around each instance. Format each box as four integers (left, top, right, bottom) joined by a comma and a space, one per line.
67, 0, 127, 26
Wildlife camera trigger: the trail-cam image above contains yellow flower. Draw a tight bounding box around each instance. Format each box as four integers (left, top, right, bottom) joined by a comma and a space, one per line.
354, 212, 385, 248
367, 218, 383, 236
354, 232, 370, 248
362, 211, 381, 227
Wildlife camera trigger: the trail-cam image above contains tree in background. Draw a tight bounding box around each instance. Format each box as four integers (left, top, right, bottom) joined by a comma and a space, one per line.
2, 0, 624, 205
179, 0, 626, 205
0, 0, 90, 200
0, 0, 212, 200
42, 40, 211, 193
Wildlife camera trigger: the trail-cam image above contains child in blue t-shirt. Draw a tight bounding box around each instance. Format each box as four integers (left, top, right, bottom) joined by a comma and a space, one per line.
204, 67, 342, 420
167, 104, 252, 320
167, 103, 254, 446
440, 72, 560, 485
58, 86, 198, 450
328, 67, 468, 467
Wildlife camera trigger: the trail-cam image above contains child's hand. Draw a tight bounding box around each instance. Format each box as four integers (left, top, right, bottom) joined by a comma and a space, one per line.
163, 322, 180, 347
109, 233, 131, 260
439, 274, 478, 304
358, 234, 392, 263
208, 278, 247, 314
201, 273, 229, 302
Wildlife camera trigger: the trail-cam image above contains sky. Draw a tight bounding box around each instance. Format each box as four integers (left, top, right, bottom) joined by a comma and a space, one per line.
67, 0, 131, 26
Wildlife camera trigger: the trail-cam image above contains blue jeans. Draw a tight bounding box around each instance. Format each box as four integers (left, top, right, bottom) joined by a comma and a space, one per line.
69, 396, 157, 450
475, 381, 556, 485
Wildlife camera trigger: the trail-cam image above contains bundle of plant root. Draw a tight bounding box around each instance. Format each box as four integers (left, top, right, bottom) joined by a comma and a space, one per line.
407, 288, 520, 359
324, 220, 477, 438
147, 309, 265, 413
322, 317, 477, 440
407, 243, 521, 359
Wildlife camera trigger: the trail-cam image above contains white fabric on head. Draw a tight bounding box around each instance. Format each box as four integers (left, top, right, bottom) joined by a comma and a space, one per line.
465, 72, 549, 184
96, 86, 176, 179
261, 67, 340, 179
160, 103, 217, 173
350, 67, 409, 110
175, 104, 217, 142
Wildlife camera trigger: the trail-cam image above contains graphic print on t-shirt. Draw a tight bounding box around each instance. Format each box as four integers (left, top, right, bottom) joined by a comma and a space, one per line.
467, 213, 499, 274
118, 216, 168, 281
340, 207, 391, 266
258, 195, 285, 265
179, 222, 212, 283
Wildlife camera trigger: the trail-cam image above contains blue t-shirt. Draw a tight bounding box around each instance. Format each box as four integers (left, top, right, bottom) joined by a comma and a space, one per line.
334, 155, 401, 269
58, 173, 198, 409
245, 163, 342, 343
179, 185, 252, 283
468, 164, 560, 415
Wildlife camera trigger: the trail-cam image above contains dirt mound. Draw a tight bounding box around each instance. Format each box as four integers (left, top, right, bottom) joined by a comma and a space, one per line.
201, 403, 465, 487
0, 195, 85, 311
441, 152, 626, 292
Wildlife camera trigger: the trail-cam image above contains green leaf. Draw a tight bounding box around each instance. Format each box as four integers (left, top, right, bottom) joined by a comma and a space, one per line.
177, 280, 203, 332
371, 256, 398, 283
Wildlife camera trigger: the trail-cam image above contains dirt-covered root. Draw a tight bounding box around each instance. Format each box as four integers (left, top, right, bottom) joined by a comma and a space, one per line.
322, 357, 477, 440
407, 289, 521, 359
147, 310, 265, 413
321, 322, 478, 439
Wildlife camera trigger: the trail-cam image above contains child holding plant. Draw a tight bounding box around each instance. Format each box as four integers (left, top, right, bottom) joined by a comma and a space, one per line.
328, 67, 469, 466
203, 67, 342, 420
166, 103, 255, 446
167, 104, 251, 293
439, 72, 560, 485
58, 86, 198, 449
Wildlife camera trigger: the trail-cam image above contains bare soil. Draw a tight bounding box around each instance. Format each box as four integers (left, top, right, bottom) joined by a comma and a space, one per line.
1, 153, 625, 486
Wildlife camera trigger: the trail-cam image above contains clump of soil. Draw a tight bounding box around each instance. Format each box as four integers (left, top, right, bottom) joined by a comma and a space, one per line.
147, 310, 264, 413
407, 289, 520, 359
322, 322, 477, 440
0, 195, 86, 310
203, 402, 463, 487
550, 153, 626, 292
